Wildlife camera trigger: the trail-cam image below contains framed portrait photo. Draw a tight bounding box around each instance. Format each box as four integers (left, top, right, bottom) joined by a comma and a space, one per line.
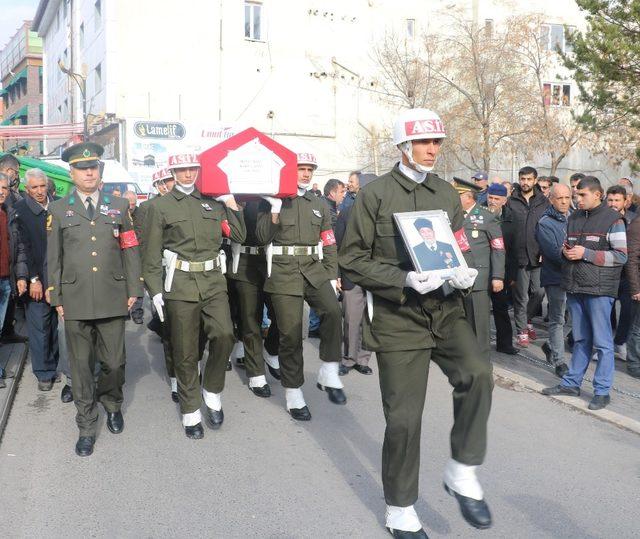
393, 210, 467, 279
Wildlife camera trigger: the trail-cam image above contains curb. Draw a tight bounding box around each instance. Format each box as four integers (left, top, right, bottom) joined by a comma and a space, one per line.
493, 365, 640, 436
0, 343, 28, 443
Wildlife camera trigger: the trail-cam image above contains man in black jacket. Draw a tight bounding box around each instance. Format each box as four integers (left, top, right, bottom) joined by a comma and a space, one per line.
506, 166, 549, 347
14, 168, 60, 391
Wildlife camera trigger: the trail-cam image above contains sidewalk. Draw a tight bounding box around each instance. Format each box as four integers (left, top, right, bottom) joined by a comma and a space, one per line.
491, 317, 640, 433
0, 321, 29, 442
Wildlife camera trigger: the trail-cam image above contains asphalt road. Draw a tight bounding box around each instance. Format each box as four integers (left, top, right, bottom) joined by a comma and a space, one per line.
0, 320, 638, 538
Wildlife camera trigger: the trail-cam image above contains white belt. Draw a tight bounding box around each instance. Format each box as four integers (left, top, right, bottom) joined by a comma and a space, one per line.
238, 246, 263, 255
175, 257, 221, 272
272, 245, 319, 256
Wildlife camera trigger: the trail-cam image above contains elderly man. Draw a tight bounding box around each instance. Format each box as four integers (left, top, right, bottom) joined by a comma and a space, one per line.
340, 108, 492, 536
618, 177, 636, 212
536, 184, 572, 377
14, 169, 61, 391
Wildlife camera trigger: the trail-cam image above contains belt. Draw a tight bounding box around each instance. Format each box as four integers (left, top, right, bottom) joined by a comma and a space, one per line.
272, 245, 319, 256
221, 238, 231, 246
238, 246, 263, 255
175, 258, 221, 272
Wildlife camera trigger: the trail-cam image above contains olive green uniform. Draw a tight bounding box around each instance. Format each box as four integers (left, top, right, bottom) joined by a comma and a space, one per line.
255, 192, 341, 388
47, 191, 143, 437
462, 204, 506, 358
338, 166, 493, 507
142, 188, 245, 414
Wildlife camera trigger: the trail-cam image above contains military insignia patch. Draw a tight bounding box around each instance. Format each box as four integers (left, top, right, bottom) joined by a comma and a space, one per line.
83, 149, 91, 158
472, 230, 479, 238
202, 203, 212, 211
65, 210, 74, 217
99, 204, 109, 215
312, 209, 322, 218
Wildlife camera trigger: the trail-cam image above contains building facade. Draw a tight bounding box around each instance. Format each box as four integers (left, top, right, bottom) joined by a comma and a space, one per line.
0, 21, 44, 154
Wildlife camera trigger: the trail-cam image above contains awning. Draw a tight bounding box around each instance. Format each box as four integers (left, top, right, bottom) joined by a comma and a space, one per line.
6, 68, 27, 88
0, 105, 29, 126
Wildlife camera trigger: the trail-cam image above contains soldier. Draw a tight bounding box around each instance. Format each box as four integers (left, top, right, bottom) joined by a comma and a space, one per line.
143, 153, 246, 439
339, 108, 493, 537
256, 151, 345, 421
455, 178, 506, 358
47, 142, 143, 457
137, 168, 180, 401
226, 199, 278, 397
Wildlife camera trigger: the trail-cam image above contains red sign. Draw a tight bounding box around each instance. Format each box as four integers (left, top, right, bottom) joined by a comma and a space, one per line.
198, 128, 298, 198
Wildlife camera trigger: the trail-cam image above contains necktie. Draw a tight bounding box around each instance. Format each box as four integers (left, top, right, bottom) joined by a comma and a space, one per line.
86, 197, 95, 220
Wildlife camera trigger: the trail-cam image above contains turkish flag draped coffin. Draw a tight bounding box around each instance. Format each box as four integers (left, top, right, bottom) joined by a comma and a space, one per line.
197, 128, 298, 198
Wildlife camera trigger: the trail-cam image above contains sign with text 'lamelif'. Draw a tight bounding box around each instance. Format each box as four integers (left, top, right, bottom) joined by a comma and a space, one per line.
197, 128, 298, 198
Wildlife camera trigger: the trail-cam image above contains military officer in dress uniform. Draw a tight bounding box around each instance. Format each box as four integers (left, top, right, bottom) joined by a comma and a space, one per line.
143, 153, 246, 439
136, 168, 179, 401
339, 109, 493, 537
47, 142, 143, 457
256, 151, 346, 421
455, 178, 506, 359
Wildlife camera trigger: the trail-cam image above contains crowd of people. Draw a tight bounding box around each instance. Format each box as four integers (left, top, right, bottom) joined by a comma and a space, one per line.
0, 105, 638, 538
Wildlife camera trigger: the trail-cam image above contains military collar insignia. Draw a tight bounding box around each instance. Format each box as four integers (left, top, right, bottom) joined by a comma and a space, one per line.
202, 203, 213, 211
312, 209, 322, 218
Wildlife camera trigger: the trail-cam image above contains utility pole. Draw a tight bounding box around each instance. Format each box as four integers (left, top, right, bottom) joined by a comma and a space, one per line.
58, 59, 88, 141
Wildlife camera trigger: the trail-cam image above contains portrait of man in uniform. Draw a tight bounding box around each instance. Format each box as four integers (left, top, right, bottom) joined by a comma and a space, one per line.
411, 217, 460, 271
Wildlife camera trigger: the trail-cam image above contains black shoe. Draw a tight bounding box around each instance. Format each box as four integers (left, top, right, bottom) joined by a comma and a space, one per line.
38, 379, 54, 391
541, 384, 580, 396
106, 411, 124, 434
205, 407, 224, 429
288, 406, 312, 421
226, 360, 232, 371
386, 527, 429, 538
541, 342, 552, 363
236, 356, 245, 368
267, 364, 281, 380
353, 364, 373, 375
171, 391, 179, 403
555, 363, 569, 378
339, 364, 352, 376
496, 345, 519, 355
308, 329, 320, 338
317, 383, 347, 405
588, 394, 610, 410
2, 332, 28, 343
132, 316, 144, 325
75, 436, 95, 457
628, 370, 640, 379
444, 483, 492, 530
185, 423, 204, 439
147, 318, 162, 338
249, 384, 271, 398
60, 384, 73, 403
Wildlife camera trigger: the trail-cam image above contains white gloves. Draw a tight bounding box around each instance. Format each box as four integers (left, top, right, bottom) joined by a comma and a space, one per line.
261, 195, 282, 214
215, 194, 234, 203
405, 271, 444, 295
448, 267, 478, 290
152, 293, 165, 322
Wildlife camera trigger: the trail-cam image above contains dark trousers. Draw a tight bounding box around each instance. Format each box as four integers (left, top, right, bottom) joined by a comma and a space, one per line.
26, 299, 59, 382
235, 279, 267, 378
1, 295, 16, 336
264, 295, 280, 356
463, 289, 490, 358
377, 318, 493, 507
165, 289, 235, 414
491, 288, 513, 349
270, 279, 342, 388
612, 279, 633, 346
65, 317, 126, 437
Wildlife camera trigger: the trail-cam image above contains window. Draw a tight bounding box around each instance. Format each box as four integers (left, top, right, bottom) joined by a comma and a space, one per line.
406, 19, 415, 39
543, 82, 571, 107
95, 0, 102, 30
79, 23, 84, 49
244, 2, 263, 41
540, 23, 576, 53
39, 71, 43, 94
95, 63, 102, 93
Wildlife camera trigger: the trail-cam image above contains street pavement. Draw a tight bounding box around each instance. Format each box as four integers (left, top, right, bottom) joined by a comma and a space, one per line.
0, 318, 639, 538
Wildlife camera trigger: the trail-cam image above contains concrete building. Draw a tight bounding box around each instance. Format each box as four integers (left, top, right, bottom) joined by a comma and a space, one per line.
0, 21, 44, 154
32, 0, 632, 188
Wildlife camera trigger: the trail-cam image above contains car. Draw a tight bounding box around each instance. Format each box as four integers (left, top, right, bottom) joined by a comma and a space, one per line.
101, 181, 148, 204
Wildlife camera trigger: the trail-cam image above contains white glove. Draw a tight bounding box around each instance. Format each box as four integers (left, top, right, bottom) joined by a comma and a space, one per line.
152, 293, 165, 322
405, 271, 444, 295
215, 194, 234, 203
448, 267, 478, 290
261, 195, 282, 214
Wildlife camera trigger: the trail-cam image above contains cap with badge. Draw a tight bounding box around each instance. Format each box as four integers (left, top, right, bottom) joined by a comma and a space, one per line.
61, 142, 104, 169
472, 171, 488, 182
453, 177, 482, 194
414, 218, 434, 230
487, 183, 508, 197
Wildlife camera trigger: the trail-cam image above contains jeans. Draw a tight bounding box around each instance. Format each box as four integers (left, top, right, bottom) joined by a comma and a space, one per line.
513, 266, 545, 333
624, 301, 640, 374
308, 308, 320, 333
562, 293, 615, 395
545, 285, 567, 367
0, 278, 10, 377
